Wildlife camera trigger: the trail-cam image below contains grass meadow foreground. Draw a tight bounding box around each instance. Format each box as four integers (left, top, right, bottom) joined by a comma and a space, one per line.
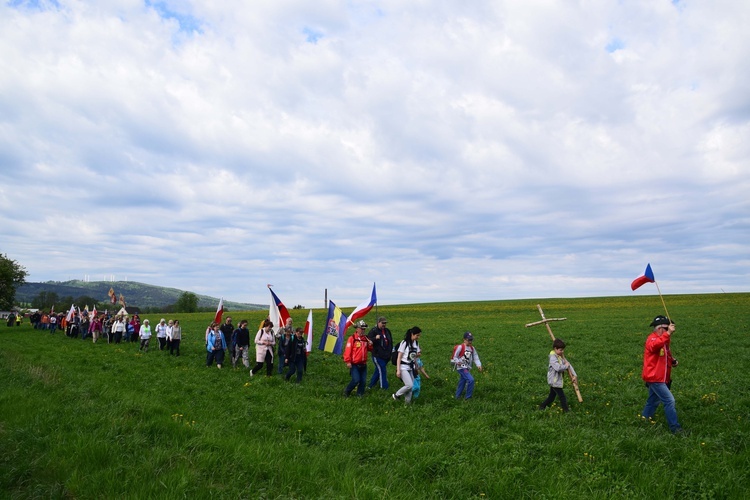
1, 293, 749, 498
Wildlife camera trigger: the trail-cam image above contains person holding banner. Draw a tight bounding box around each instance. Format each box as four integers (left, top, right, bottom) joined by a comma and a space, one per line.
641, 315, 684, 434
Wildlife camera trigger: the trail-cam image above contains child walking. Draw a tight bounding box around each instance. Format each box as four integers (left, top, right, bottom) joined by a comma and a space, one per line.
539, 338, 577, 412
451, 331, 483, 400
411, 357, 430, 399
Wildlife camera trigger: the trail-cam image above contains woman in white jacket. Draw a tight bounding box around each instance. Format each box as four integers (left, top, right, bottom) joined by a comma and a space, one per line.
138, 320, 152, 352
251, 319, 276, 377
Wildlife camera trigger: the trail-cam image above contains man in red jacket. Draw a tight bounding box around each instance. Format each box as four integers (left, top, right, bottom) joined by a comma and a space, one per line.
343, 320, 373, 397
641, 315, 683, 434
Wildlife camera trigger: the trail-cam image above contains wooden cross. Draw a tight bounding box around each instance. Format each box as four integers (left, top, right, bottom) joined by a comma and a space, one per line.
525, 304, 583, 402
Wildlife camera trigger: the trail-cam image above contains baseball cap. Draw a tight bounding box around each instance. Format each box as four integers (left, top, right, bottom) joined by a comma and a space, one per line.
463, 331, 474, 340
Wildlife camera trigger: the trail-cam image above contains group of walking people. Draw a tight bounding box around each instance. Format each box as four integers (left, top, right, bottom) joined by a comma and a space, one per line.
203, 316, 309, 383
33, 309, 184, 355
343, 313, 683, 435
341, 317, 484, 404
31, 305, 683, 433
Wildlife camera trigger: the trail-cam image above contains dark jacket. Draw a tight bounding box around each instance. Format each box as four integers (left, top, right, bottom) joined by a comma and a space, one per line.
286, 335, 307, 363
234, 327, 250, 347
367, 326, 393, 360
220, 322, 234, 342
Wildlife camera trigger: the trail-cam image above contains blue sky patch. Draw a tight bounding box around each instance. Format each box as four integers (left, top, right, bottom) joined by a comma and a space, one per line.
9, 0, 60, 10
145, 0, 203, 34
605, 38, 625, 53
303, 27, 324, 44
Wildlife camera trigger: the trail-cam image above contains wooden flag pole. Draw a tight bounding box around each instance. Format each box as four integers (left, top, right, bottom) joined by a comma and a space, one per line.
653, 281, 672, 321
525, 304, 583, 403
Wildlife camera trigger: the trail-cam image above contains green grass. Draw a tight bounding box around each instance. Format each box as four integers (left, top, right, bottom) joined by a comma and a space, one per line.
1, 293, 749, 498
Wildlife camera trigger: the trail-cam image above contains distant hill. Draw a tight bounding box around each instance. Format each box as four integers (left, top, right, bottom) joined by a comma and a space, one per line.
17, 280, 264, 311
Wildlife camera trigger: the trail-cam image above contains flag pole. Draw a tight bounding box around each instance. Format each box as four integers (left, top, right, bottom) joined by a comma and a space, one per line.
654, 281, 671, 321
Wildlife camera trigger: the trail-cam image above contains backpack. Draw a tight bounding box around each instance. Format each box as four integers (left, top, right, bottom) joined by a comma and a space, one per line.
450, 344, 466, 370
391, 346, 400, 365
392, 341, 411, 366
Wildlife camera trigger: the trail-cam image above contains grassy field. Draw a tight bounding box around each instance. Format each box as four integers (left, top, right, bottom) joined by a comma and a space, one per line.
1, 293, 749, 498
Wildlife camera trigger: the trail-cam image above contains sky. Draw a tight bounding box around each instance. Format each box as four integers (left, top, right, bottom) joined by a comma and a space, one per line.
1, 0, 748, 308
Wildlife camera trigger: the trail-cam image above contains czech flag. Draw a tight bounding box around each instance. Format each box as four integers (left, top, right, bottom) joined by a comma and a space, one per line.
631, 264, 656, 291
269, 287, 292, 332
319, 300, 347, 355
345, 283, 377, 331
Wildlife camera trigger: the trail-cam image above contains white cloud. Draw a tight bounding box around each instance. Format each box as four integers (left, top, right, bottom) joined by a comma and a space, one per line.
1, 0, 748, 307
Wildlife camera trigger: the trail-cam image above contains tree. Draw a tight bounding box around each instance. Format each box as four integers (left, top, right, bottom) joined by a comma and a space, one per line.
75, 295, 100, 309
0, 253, 28, 310
32, 291, 59, 310
174, 292, 198, 313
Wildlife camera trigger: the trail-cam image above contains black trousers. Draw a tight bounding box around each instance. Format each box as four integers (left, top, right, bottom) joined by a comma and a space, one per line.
251, 351, 273, 376
540, 386, 569, 412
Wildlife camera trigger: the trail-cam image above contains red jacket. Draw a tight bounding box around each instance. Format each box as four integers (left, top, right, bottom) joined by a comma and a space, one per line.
343, 333, 372, 365
642, 330, 673, 383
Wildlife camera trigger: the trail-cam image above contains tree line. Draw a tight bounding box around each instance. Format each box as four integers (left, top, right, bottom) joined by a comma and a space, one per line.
0, 254, 211, 314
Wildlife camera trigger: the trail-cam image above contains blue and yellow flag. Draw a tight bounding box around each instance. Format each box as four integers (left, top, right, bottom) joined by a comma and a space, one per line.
319, 300, 348, 355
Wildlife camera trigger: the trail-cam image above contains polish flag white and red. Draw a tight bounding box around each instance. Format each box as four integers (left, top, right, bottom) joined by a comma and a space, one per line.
213, 297, 224, 324
304, 309, 313, 354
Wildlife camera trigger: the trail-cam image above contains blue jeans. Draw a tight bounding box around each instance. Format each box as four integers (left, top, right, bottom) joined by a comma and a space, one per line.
456, 369, 475, 399
368, 355, 389, 389
642, 382, 681, 432
345, 364, 367, 396
278, 347, 288, 374
286, 357, 306, 383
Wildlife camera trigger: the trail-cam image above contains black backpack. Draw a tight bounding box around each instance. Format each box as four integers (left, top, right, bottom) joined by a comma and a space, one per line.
391, 347, 399, 366
391, 341, 414, 366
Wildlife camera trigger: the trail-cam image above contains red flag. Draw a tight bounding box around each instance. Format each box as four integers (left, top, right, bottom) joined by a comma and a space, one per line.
631, 264, 656, 291
214, 297, 224, 324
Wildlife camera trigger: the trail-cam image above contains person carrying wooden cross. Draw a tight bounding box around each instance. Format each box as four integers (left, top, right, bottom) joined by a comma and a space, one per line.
525, 304, 583, 404
538, 337, 578, 412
